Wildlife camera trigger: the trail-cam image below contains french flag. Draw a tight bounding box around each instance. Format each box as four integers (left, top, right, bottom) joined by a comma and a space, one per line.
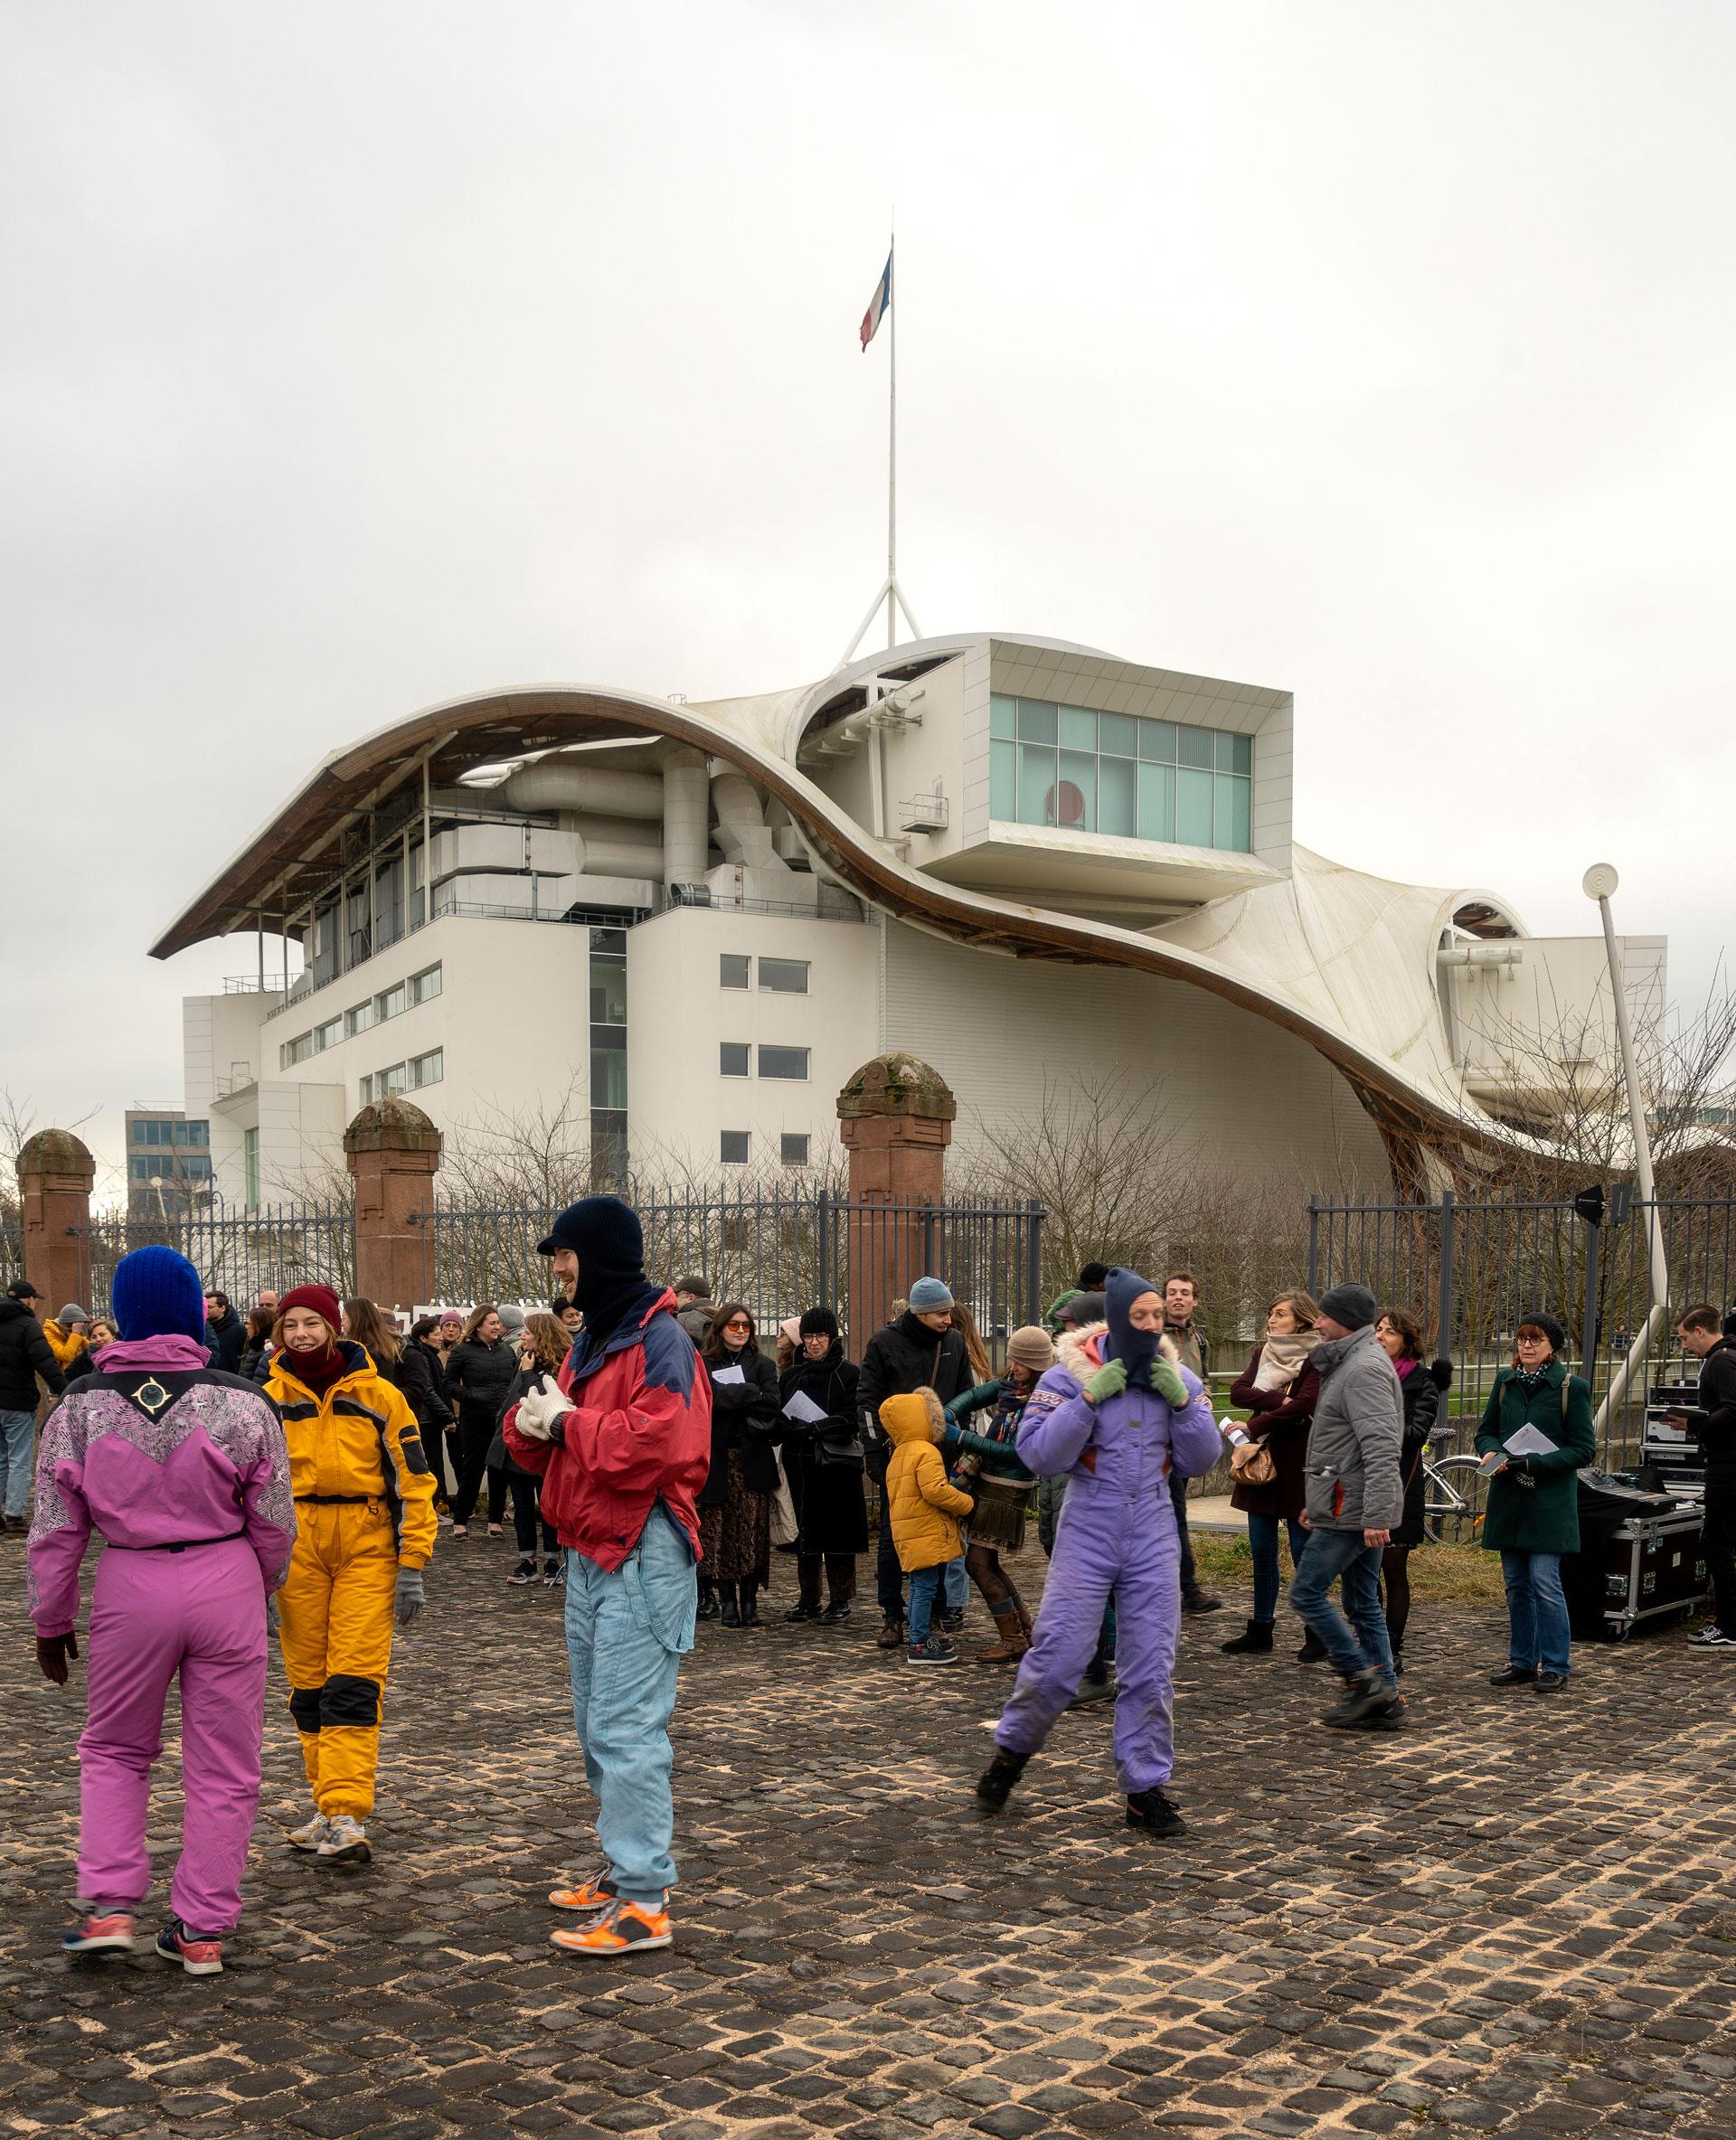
860, 251, 892, 351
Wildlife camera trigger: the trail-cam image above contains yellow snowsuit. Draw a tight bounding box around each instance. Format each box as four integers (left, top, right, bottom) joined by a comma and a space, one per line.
267, 1342, 438, 1819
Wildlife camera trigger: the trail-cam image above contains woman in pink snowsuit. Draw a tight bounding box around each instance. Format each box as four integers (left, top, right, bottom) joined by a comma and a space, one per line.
976, 1267, 1222, 1834
28, 1246, 296, 1974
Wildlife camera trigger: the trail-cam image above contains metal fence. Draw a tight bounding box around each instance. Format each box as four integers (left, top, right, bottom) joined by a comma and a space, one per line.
1307, 1189, 1736, 1462
413, 1186, 1044, 1359
71, 1200, 355, 1314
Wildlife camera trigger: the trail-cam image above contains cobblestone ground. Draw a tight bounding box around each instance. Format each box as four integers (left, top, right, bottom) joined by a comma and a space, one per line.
5, 1535, 1735, 2140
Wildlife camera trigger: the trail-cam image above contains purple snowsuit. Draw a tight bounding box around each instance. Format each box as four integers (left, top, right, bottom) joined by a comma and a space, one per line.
29, 1334, 297, 1931
994, 1325, 1222, 1790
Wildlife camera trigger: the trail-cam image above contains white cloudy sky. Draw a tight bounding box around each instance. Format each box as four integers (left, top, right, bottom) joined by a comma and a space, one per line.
3, 1, 1731, 1191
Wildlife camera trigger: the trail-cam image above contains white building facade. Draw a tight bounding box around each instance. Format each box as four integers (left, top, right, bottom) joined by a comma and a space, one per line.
153, 634, 1664, 1204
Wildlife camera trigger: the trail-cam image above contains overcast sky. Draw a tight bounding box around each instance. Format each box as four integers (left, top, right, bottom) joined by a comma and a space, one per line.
3, 1, 1731, 1193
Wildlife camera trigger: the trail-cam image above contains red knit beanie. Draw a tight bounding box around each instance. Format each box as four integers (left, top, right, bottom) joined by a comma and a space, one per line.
277, 1283, 342, 1332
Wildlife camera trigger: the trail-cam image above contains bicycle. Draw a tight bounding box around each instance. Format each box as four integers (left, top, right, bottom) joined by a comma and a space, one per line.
1422, 1424, 1489, 1546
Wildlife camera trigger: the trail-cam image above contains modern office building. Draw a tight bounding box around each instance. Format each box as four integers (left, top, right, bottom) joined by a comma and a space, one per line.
123, 1108, 213, 1217
150, 633, 1665, 1206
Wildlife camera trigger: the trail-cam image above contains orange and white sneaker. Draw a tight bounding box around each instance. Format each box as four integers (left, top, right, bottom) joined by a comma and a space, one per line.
155, 1917, 224, 1975
62, 1909, 135, 1956
549, 1868, 618, 1912
550, 1897, 672, 1956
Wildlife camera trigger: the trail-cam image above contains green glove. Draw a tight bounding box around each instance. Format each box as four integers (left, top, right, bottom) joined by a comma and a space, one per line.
1145, 1355, 1189, 1409
1083, 1357, 1127, 1406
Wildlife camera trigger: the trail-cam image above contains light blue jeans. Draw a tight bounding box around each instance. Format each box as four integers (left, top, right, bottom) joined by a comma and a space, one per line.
563, 1506, 696, 1905
1247, 1512, 1309, 1626
908, 1564, 944, 1645
944, 1555, 967, 1611
1289, 1527, 1396, 1691
0, 1409, 34, 1520
1500, 1549, 1571, 1678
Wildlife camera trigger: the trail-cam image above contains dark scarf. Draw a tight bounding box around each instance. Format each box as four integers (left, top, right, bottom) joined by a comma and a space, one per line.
1104, 1266, 1162, 1385
280, 1338, 352, 1399
788, 1339, 844, 1395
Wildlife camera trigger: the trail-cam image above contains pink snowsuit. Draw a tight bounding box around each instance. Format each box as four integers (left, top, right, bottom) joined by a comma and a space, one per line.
29, 1334, 296, 1932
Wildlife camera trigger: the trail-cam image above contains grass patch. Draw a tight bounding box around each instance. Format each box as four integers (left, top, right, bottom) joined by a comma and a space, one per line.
1191, 1530, 1505, 1608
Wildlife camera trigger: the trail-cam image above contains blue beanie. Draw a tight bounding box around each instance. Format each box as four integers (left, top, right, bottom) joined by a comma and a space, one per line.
110, 1246, 208, 1344
909, 1277, 953, 1313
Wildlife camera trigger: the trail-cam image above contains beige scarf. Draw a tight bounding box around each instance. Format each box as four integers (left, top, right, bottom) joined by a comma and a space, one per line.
1252, 1329, 1319, 1393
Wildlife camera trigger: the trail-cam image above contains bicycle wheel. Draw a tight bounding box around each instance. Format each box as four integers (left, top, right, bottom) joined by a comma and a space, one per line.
1425, 1455, 1490, 1548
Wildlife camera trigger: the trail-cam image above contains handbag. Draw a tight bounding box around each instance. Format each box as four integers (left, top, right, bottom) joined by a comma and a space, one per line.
1230, 1438, 1277, 1487
769, 1449, 800, 1546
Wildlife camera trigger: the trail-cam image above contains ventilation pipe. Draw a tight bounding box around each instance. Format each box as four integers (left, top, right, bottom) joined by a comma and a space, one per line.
663, 747, 712, 888
568, 824, 665, 881
708, 763, 788, 872
499, 759, 664, 819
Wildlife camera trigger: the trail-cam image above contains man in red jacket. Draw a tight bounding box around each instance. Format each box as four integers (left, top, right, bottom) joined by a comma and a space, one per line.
504, 1195, 710, 1957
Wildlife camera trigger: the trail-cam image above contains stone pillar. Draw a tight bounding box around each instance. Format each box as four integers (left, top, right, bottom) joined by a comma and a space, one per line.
836, 1053, 956, 1348
16, 1128, 96, 1315
344, 1098, 442, 1313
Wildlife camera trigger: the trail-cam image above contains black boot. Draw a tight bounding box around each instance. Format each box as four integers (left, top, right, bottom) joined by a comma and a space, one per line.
1126, 1786, 1187, 1836
788, 1556, 823, 1619
819, 1553, 856, 1621
976, 1749, 1030, 1814
1221, 1619, 1275, 1654
741, 1581, 761, 1628
1322, 1669, 1390, 1729
696, 1581, 718, 1622
1296, 1627, 1328, 1663
719, 1584, 741, 1629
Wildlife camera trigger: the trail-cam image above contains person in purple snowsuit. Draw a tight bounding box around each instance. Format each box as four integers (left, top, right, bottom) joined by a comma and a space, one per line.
28, 1245, 297, 1975
976, 1267, 1222, 1835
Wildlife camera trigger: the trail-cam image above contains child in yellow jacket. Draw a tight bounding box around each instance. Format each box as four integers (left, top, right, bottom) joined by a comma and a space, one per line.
881, 1389, 976, 1665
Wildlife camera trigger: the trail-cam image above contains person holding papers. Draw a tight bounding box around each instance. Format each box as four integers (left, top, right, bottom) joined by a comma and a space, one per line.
1477, 1313, 1597, 1692
777, 1308, 866, 1624
697, 1305, 780, 1627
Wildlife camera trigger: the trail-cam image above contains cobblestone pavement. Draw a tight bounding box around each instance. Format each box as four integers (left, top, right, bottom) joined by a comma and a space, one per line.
5, 1535, 1735, 2140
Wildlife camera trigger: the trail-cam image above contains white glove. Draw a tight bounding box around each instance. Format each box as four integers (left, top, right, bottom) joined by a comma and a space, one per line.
514, 1375, 575, 1444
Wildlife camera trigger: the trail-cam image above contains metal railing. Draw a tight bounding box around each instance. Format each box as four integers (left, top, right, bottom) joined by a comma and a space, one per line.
71, 1199, 355, 1313
1307, 1189, 1736, 1464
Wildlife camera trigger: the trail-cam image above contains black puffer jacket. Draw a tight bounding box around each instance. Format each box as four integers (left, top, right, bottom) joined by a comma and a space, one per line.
378, 1341, 453, 1437
0, 1298, 63, 1409
444, 1334, 518, 1428
856, 1311, 971, 1481
1392, 1357, 1450, 1547
699, 1344, 780, 1507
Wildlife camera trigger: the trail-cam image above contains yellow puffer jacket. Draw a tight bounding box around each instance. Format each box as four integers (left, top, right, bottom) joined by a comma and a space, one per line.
882, 1387, 975, 1572
267, 1340, 439, 1570
42, 1320, 89, 1373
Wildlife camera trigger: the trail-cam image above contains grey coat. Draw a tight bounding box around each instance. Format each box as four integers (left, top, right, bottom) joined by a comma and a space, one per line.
1304, 1326, 1403, 1532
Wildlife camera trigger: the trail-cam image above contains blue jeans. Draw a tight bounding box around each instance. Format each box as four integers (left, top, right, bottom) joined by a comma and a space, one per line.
944, 1555, 967, 1611
908, 1564, 943, 1645
1500, 1549, 1571, 1677
1289, 1527, 1395, 1690
0, 1409, 33, 1520
562, 1507, 696, 1904
1247, 1512, 1308, 1626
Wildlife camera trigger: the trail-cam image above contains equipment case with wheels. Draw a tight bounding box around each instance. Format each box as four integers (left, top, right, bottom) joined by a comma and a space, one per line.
1562, 1477, 1708, 1641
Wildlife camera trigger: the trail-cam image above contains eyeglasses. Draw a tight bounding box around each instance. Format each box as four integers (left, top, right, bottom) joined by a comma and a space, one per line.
723, 1319, 752, 1334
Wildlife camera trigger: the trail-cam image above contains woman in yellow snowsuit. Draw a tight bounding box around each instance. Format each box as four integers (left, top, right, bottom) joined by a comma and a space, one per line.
265, 1283, 437, 1866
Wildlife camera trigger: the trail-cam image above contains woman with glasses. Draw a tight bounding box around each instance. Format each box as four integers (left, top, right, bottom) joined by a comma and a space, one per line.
697, 1303, 780, 1627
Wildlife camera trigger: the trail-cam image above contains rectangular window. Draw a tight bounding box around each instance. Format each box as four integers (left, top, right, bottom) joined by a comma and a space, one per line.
759, 1045, 809, 1081
186, 1155, 212, 1179
1215, 773, 1252, 852
1176, 767, 1215, 847
1138, 719, 1177, 762
358, 1073, 373, 1106
720, 1130, 750, 1165
1016, 743, 1056, 825
590, 960, 627, 1024
345, 1002, 374, 1038
410, 1048, 444, 1089
410, 964, 443, 1004
129, 1156, 150, 1181
376, 983, 407, 1023
759, 957, 809, 995
244, 1127, 259, 1211
381, 1061, 408, 1097
1059, 704, 1097, 752
780, 1133, 810, 1168
720, 953, 750, 990
720, 1042, 750, 1078
1015, 699, 1058, 745
990, 739, 1017, 820
314, 1017, 343, 1052
989, 693, 1016, 740
1057, 751, 1096, 831
280, 1034, 313, 1069
189, 1120, 209, 1145
172, 1119, 192, 1145
1137, 761, 1176, 843
1098, 712, 1138, 759
1097, 756, 1137, 838
1178, 726, 1215, 771
590, 1041, 627, 1109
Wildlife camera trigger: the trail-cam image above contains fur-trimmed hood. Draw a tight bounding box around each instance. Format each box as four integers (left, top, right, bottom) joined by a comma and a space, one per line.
1054, 1323, 1179, 1385
880, 1385, 948, 1447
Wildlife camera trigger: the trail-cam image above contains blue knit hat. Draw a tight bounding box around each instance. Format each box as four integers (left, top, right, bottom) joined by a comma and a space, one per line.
909, 1277, 953, 1312
110, 1245, 208, 1343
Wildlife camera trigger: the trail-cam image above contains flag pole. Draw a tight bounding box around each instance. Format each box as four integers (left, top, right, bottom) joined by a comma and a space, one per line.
886, 231, 896, 653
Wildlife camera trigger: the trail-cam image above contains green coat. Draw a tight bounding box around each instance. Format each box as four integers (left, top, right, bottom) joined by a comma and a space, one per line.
944, 1379, 1033, 1480
1475, 1362, 1597, 1554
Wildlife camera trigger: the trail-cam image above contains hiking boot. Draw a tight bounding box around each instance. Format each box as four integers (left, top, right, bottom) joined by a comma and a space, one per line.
155, 1917, 223, 1975
1221, 1619, 1274, 1654
876, 1617, 906, 1649
1296, 1628, 1328, 1663
1487, 1664, 1536, 1686
1355, 1694, 1409, 1730
976, 1748, 1030, 1813
1322, 1670, 1392, 1728
316, 1815, 371, 1865
817, 1598, 853, 1624
720, 1595, 741, 1628
906, 1635, 958, 1665
286, 1812, 331, 1853
1070, 1658, 1117, 1705
61, 1909, 135, 1956
1126, 1786, 1188, 1836
550, 1897, 672, 1956
1533, 1671, 1568, 1692
543, 1557, 565, 1588
508, 1557, 538, 1586
550, 1868, 618, 1912
1181, 1589, 1223, 1616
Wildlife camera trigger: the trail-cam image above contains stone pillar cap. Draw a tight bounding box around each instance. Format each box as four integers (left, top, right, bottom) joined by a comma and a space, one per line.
836, 1052, 957, 1124
16, 1127, 96, 1182
344, 1098, 442, 1158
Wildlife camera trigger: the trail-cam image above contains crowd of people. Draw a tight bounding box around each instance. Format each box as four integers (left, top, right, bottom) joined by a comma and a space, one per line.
12, 1206, 1734, 1974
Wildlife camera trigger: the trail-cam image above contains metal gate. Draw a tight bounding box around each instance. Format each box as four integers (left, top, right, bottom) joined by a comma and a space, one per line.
71, 1199, 356, 1315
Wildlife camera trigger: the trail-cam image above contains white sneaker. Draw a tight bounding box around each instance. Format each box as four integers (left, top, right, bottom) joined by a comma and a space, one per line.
316, 1814, 372, 1864
1690, 1625, 1736, 1647
287, 1813, 331, 1852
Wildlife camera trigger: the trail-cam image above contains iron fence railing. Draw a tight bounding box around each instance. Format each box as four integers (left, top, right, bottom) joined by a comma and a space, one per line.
1307, 1189, 1736, 1465
71, 1200, 356, 1314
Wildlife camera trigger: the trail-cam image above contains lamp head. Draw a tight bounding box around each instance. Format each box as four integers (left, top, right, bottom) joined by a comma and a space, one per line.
1581, 863, 1619, 901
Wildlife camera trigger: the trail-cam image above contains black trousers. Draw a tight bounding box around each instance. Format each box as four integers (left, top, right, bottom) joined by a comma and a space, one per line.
1703, 1476, 1736, 1635
1168, 1473, 1199, 1596
876, 1492, 905, 1622
507, 1473, 558, 1557
450, 1416, 498, 1525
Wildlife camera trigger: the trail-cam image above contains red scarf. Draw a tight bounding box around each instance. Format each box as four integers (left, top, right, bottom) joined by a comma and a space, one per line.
282, 1342, 349, 1398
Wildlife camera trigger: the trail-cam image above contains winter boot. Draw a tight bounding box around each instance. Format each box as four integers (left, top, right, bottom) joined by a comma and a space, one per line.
788, 1556, 823, 1618
1221, 1619, 1275, 1654
1296, 1626, 1328, 1664
876, 1617, 906, 1649
740, 1581, 761, 1628
819, 1554, 856, 1622
1126, 1786, 1188, 1836
1322, 1669, 1392, 1729
1012, 1594, 1035, 1642
973, 1604, 1032, 1663
719, 1585, 742, 1629
696, 1581, 718, 1622
975, 1748, 1031, 1813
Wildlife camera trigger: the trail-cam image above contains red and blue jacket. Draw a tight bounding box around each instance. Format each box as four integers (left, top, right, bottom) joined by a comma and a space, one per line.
503, 1284, 712, 1571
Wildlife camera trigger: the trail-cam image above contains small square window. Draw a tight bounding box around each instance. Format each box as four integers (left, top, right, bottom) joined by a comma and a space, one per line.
759, 957, 808, 995
720, 1042, 750, 1078
314, 1018, 342, 1052
1138, 719, 1177, 763
720, 954, 750, 990
721, 1130, 750, 1165
1015, 699, 1058, 745
346, 1002, 374, 1037
410, 964, 443, 1004
1177, 726, 1215, 770
780, 1133, 810, 1168
1058, 705, 1097, 751
989, 693, 1016, 740
382, 1062, 408, 1096
759, 1045, 809, 1081
376, 984, 407, 1022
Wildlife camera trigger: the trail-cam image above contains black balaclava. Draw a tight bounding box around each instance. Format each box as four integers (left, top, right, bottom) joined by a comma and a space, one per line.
1104, 1266, 1163, 1385
536, 1195, 650, 1349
